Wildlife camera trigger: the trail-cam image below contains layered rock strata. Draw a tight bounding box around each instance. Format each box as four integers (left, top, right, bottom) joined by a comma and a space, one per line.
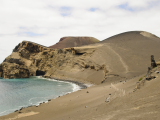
0, 41, 107, 84
1, 31, 160, 84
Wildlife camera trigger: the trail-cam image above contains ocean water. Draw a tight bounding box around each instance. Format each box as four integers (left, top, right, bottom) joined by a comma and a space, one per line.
0, 76, 80, 116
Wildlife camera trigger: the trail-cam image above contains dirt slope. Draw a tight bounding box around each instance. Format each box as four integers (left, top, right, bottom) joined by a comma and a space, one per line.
0, 31, 160, 85
44, 31, 160, 84
1, 67, 160, 120
89, 31, 160, 80
0, 31, 160, 120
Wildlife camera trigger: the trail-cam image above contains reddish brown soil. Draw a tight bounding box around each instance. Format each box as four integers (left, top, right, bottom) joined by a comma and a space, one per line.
49, 37, 100, 49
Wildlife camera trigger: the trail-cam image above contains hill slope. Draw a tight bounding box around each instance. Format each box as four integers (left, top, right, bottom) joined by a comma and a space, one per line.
89, 31, 160, 80
46, 31, 160, 84
0, 31, 160, 85
49, 37, 100, 49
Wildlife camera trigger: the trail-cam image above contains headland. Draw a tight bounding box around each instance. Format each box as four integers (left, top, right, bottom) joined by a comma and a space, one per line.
0, 31, 160, 120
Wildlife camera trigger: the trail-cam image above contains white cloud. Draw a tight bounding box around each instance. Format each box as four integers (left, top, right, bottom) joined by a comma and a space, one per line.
0, 0, 160, 63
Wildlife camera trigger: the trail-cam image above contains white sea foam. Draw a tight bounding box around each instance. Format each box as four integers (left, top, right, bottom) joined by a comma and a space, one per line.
0, 76, 84, 117
39, 77, 83, 92
72, 83, 81, 92
29, 97, 49, 105
85, 83, 94, 87
0, 108, 19, 116
0, 110, 8, 116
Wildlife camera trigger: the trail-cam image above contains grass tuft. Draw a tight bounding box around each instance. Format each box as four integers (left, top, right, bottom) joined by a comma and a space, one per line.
139, 77, 143, 81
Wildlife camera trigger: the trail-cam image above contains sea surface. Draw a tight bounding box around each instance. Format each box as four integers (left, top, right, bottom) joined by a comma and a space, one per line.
0, 76, 80, 116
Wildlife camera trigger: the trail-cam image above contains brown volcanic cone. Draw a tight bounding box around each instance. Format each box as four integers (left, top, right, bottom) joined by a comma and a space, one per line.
49, 37, 100, 49
1, 31, 160, 84
2, 31, 160, 120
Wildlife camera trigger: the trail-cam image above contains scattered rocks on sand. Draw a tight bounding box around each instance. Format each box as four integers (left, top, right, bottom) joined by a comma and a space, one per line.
14, 110, 18, 112
19, 107, 23, 111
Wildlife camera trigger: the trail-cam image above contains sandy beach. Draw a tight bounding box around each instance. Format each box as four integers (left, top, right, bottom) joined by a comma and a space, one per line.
0, 66, 160, 120
1, 31, 160, 120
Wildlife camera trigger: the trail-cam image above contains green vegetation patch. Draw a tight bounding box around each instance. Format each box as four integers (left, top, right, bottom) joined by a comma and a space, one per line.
139, 77, 143, 81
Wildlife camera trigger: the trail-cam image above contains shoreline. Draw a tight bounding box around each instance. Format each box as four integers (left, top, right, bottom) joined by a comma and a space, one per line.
13, 77, 89, 114
0, 76, 89, 117
49, 77, 88, 89
1, 72, 159, 120
0, 74, 143, 117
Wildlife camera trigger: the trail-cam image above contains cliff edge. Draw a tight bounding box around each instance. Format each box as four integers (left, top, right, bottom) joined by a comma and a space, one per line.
0, 39, 106, 84
1, 31, 160, 85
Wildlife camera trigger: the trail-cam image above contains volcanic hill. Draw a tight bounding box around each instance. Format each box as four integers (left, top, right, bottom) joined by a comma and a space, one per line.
49, 37, 100, 49
0, 31, 160, 85
1, 31, 160, 120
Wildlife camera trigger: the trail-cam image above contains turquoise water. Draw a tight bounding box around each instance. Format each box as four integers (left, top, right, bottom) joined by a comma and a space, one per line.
0, 76, 79, 116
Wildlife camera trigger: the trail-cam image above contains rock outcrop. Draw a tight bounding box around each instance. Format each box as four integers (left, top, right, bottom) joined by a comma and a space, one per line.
0, 40, 107, 84
1, 31, 160, 84
0, 41, 50, 78
0, 65, 2, 77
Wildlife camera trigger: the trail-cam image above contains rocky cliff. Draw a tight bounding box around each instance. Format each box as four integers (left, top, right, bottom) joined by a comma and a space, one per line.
0, 41, 50, 78
0, 40, 107, 84
1, 31, 160, 85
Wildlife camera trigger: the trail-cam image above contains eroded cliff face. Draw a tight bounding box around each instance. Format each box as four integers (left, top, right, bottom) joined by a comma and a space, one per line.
2, 31, 158, 84
0, 41, 49, 78
0, 41, 107, 84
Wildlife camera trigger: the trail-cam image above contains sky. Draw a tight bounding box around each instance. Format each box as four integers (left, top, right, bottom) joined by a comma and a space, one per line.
0, 0, 160, 63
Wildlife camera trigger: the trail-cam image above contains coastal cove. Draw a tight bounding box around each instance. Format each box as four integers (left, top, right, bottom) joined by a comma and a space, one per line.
0, 76, 86, 116
0, 31, 160, 119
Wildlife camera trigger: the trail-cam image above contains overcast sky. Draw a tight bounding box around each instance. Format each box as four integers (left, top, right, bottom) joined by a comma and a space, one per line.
0, 0, 160, 63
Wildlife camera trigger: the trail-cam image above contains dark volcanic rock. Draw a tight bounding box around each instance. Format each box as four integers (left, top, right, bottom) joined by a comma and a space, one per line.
4, 58, 24, 65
